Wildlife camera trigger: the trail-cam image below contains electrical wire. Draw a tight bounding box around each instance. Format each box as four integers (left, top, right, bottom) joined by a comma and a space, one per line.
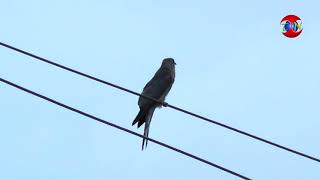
1, 41, 319, 163
0, 77, 251, 180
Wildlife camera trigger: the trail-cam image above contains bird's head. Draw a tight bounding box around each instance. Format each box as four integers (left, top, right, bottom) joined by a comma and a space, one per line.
162, 58, 176, 67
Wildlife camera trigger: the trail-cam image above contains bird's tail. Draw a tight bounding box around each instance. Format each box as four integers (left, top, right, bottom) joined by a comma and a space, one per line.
142, 120, 150, 150
141, 107, 156, 150
132, 109, 147, 128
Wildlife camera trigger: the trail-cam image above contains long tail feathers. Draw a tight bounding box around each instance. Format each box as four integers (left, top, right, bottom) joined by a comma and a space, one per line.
142, 121, 150, 150
141, 107, 156, 150
133, 107, 156, 150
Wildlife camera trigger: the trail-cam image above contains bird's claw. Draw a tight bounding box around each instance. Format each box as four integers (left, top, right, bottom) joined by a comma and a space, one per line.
162, 101, 168, 107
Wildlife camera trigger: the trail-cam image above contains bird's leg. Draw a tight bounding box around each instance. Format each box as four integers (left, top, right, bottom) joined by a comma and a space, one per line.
157, 100, 168, 108
162, 101, 168, 107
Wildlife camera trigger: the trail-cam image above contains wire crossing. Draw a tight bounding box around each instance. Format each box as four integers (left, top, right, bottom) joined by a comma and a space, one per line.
0, 78, 251, 180
1, 41, 319, 163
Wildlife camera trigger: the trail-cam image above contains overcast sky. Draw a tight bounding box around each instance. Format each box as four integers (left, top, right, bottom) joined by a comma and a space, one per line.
1, 0, 319, 179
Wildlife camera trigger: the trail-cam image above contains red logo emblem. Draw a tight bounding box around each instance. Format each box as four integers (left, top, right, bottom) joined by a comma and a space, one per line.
280, 15, 303, 38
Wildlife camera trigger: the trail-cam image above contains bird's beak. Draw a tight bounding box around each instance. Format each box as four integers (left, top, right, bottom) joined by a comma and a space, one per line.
174, 62, 177, 65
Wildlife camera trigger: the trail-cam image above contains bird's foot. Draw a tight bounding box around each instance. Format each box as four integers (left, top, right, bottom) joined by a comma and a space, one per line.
157, 101, 168, 108
162, 102, 168, 107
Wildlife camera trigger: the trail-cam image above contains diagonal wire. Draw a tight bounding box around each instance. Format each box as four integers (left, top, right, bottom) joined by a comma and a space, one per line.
1, 41, 319, 163
0, 77, 251, 180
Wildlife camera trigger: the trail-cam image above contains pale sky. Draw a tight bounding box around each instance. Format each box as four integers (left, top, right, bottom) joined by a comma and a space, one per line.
1, 1, 319, 179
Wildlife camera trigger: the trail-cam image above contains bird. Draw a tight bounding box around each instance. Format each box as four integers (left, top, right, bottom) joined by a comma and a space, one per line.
132, 58, 176, 150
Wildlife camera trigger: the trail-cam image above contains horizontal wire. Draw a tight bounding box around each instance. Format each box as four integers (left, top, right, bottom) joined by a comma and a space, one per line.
1, 41, 319, 163
0, 77, 251, 180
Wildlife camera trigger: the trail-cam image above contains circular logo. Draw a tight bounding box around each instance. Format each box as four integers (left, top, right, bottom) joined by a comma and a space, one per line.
280, 15, 303, 38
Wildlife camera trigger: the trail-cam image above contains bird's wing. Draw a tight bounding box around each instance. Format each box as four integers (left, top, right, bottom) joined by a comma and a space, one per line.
141, 67, 163, 93
138, 67, 174, 108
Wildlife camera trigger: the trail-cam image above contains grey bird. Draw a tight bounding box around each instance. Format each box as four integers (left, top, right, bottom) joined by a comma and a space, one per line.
132, 58, 176, 150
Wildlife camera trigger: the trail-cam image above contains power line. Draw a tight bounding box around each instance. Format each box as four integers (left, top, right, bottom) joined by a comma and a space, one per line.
1, 42, 319, 163
0, 78, 251, 180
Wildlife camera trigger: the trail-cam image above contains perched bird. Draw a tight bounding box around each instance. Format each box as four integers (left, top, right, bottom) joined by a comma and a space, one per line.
132, 58, 176, 150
